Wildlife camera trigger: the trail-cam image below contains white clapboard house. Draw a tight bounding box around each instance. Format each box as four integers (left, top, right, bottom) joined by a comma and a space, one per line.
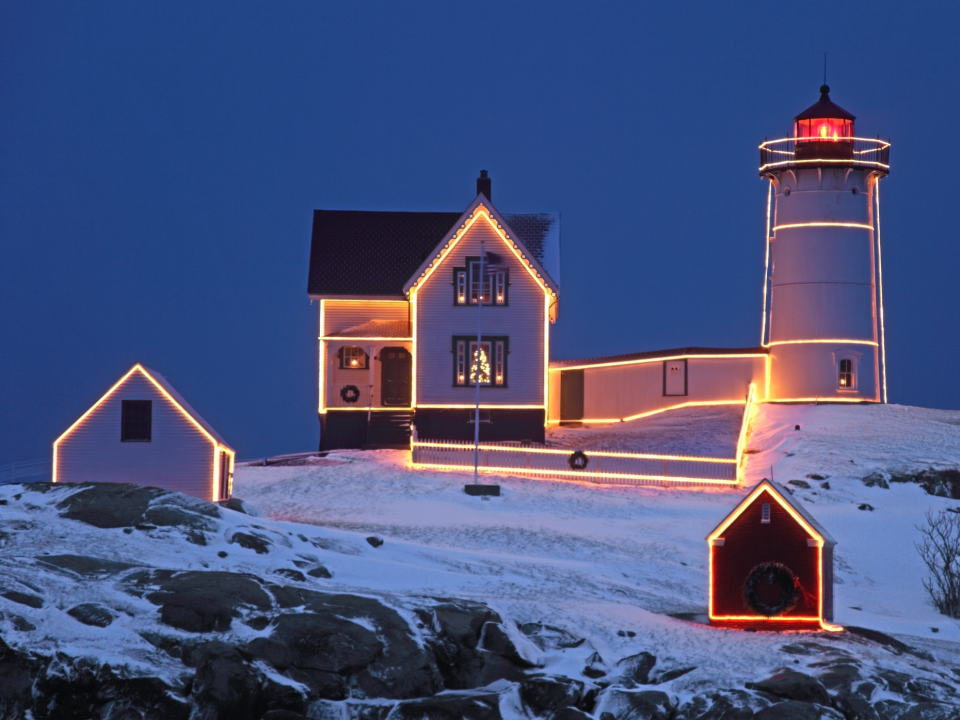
308, 172, 560, 449
310, 86, 891, 451
53, 364, 235, 502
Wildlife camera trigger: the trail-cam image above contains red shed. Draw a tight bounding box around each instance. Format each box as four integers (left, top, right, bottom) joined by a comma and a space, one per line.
707, 480, 839, 631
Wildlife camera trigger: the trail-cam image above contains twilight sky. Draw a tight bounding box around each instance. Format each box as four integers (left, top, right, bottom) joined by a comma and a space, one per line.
3, 1, 959, 464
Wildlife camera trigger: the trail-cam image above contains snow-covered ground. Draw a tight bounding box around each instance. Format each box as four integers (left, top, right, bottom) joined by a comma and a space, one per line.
227, 402, 960, 696
3, 402, 959, 710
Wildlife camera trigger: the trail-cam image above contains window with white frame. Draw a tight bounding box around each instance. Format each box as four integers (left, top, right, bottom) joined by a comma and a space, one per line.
838, 358, 854, 390
453, 336, 507, 387
339, 346, 368, 369
454, 259, 507, 306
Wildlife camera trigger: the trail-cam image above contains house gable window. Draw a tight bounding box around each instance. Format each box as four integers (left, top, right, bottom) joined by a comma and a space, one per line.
454, 258, 507, 306
339, 346, 369, 369
453, 336, 508, 387
121, 400, 152, 442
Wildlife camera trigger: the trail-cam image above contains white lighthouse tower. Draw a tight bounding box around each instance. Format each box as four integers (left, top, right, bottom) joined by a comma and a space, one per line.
759, 86, 890, 402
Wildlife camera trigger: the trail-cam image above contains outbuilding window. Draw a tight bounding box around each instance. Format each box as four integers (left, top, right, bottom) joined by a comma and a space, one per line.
121, 400, 152, 442
761, 503, 771, 523
339, 346, 368, 369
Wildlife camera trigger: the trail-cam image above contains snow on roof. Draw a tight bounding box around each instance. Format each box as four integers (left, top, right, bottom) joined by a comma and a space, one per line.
327, 319, 411, 339
142, 367, 231, 450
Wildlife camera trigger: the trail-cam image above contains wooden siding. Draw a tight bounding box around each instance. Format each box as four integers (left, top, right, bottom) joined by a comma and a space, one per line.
414, 219, 546, 406
712, 488, 821, 618
559, 356, 764, 422
323, 300, 409, 336
324, 341, 412, 408
56, 373, 217, 501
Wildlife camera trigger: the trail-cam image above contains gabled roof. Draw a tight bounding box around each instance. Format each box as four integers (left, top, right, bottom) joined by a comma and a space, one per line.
402, 194, 560, 298
54, 364, 232, 452
307, 204, 560, 298
707, 479, 837, 546
324, 319, 411, 339
142, 367, 231, 449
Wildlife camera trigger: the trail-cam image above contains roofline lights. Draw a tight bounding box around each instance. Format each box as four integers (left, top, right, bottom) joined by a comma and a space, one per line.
52, 364, 231, 502
773, 222, 874, 231
548, 354, 767, 373
708, 483, 824, 544
407, 203, 557, 299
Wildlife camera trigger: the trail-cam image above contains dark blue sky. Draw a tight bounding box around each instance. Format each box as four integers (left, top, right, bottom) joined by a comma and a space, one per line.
3, 2, 958, 464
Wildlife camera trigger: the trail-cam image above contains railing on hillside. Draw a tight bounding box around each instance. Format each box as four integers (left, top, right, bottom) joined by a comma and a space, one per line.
759, 138, 890, 175
0, 459, 52, 485
411, 387, 757, 488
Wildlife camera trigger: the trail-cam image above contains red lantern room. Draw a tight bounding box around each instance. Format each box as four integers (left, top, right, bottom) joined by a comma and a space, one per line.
793, 85, 856, 161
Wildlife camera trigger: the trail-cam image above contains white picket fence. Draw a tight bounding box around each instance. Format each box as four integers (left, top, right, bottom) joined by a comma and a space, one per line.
0, 458, 52, 485
411, 386, 755, 488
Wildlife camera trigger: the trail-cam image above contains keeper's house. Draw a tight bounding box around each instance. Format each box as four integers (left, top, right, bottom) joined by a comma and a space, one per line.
707, 480, 837, 631
52, 364, 235, 502
308, 172, 559, 450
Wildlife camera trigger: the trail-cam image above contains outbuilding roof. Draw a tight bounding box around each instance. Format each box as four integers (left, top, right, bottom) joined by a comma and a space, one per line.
142, 366, 232, 449
307, 208, 560, 298
707, 479, 837, 547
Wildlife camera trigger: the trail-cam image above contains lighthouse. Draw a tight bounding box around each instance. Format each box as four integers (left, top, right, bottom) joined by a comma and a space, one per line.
759, 86, 890, 402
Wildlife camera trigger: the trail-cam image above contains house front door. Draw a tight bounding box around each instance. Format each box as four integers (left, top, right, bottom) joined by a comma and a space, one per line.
380, 347, 411, 406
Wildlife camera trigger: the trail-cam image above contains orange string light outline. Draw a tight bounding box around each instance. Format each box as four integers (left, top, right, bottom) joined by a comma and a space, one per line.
708, 483, 831, 624
875, 178, 888, 403
322, 336, 412, 342
765, 339, 877, 347
772, 222, 874, 231
761, 183, 773, 346
412, 440, 735, 463
415, 404, 544, 410
52, 364, 232, 502
318, 300, 326, 413
549, 354, 767, 373
410, 462, 737, 485
576, 399, 749, 425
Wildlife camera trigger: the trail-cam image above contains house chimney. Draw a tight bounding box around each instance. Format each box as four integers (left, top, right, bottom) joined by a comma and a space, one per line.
477, 170, 491, 201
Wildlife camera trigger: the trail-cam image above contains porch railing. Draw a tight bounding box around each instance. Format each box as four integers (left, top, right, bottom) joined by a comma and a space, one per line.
0, 458, 52, 485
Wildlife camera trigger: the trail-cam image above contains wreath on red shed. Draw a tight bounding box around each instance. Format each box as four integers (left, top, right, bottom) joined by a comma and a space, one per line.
340, 385, 361, 404
742, 562, 798, 616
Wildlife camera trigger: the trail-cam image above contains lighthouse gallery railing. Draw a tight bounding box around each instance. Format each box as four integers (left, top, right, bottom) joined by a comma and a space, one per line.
759, 137, 890, 174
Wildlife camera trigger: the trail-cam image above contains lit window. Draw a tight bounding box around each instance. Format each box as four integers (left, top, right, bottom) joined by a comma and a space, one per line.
838, 358, 854, 389
761, 503, 771, 524
454, 336, 507, 387
340, 346, 368, 369
457, 260, 507, 306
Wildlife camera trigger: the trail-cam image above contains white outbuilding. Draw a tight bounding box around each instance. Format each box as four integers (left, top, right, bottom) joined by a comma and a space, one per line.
52, 364, 235, 502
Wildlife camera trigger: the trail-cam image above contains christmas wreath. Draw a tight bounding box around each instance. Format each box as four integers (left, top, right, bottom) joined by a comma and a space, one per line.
340, 385, 361, 404
742, 562, 798, 616
568, 450, 589, 471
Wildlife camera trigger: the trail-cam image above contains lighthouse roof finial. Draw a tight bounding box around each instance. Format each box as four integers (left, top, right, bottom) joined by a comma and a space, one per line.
795, 84, 856, 122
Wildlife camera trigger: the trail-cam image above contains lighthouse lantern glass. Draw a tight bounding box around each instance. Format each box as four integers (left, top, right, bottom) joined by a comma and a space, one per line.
795, 117, 853, 142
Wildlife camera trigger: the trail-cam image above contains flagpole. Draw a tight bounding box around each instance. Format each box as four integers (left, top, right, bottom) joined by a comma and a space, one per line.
473, 240, 484, 484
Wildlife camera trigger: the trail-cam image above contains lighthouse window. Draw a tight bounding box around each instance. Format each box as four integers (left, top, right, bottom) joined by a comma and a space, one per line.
838, 359, 854, 389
